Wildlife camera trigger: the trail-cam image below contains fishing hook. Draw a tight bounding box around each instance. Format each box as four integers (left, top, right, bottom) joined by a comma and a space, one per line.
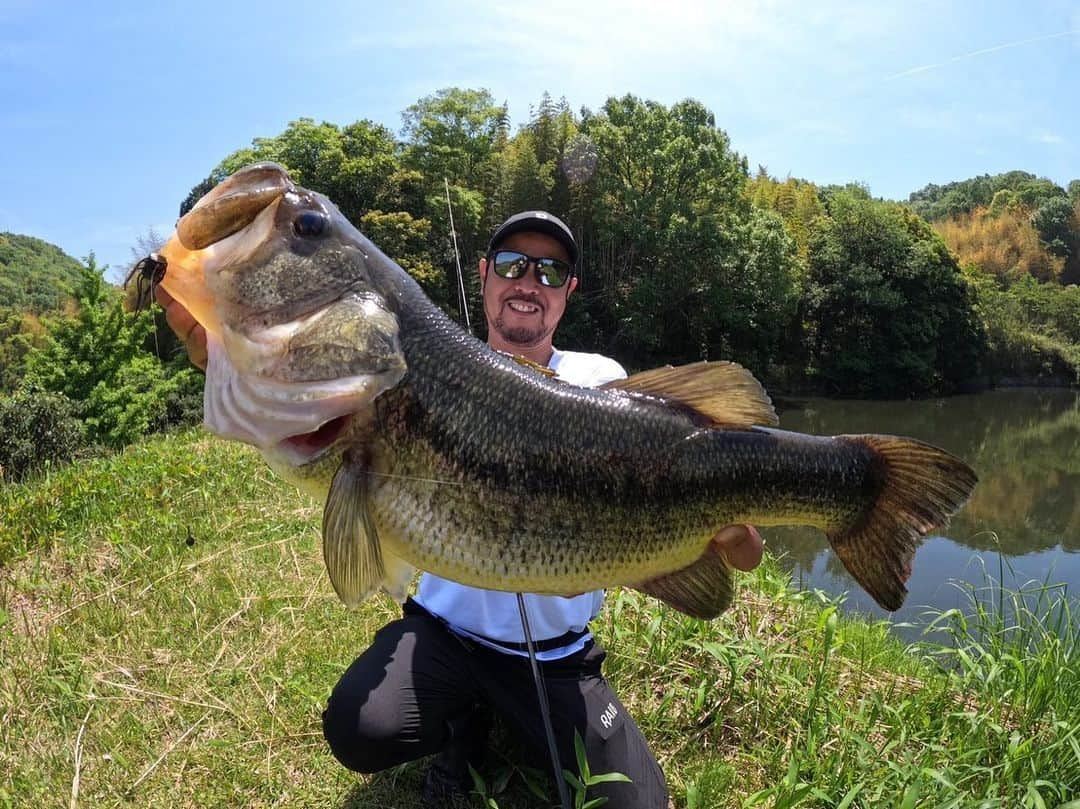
124, 253, 168, 357
124, 253, 168, 312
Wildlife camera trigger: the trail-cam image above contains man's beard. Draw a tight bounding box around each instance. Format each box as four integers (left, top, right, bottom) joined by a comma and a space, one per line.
492, 315, 552, 346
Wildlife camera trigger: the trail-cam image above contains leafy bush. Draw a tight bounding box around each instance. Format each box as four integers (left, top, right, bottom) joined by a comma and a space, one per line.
966, 269, 1080, 384
84, 354, 203, 447
23, 262, 204, 448
0, 388, 86, 482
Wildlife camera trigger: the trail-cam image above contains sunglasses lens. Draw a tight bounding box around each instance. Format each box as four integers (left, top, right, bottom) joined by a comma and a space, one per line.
492, 251, 529, 280
489, 251, 572, 288
536, 259, 570, 288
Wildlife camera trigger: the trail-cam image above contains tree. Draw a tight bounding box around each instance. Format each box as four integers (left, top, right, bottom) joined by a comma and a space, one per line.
746, 172, 823, 263
573, 95, 797, 372
400, 88, 506, 191
181, 118, 403, 226
935, 207, 1063, 283
907, 171, 1066, 222
0, 233, 86, 316
501, 132, 555, 214
0, 311, 46, 393
1031, 197, 1075, 258
358, 210, 446, 303
804, 192, 983, 396
177, 116, 456, 305
1066, 200, 1080, 286
208, 118, 402, 226
23, 259, 201, 447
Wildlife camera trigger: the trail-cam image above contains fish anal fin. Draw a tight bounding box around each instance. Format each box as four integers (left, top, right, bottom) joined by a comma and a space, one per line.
602, 361, 778, 428
322, 454, 384, 607
381, 551, 416, 604
632, 539, 735, 619
828, 435, 978, 611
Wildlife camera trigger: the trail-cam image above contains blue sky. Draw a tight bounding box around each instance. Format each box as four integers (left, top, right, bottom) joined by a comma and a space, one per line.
1, 0, 1077, 281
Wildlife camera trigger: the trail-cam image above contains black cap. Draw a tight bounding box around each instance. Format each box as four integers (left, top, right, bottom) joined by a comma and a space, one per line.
488, 210, 578, 267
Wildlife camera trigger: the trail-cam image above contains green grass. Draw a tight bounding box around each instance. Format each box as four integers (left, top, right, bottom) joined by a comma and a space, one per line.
1, 430, 1079, 808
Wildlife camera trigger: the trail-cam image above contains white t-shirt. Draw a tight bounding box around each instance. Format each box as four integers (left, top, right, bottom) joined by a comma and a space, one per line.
413, 348, 628, 660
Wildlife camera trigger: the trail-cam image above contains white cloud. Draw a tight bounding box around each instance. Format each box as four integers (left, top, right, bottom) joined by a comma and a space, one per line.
884, 29, 1080, 81
897, 107, 960, 132
350, 1, 923, 112
1033, 132, 1066, 145
794, 119, 852, 139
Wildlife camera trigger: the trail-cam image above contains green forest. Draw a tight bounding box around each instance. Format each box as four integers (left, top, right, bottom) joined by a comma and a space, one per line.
2, 88, 1079, 483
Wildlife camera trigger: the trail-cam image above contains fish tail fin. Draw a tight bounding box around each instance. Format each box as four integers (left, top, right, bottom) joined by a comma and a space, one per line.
828, 436, 977, 611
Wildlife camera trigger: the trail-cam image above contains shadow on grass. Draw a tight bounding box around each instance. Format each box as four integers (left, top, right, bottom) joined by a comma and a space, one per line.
336, 721, 554, 809
338, 763, 427, 808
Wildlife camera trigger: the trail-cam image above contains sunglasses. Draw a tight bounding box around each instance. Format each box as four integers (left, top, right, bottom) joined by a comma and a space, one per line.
487, 250, 574, 289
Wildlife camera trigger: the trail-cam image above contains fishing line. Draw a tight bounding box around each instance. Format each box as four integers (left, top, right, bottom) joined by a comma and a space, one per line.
516, 593, 573, 809
365, 470, 466, 487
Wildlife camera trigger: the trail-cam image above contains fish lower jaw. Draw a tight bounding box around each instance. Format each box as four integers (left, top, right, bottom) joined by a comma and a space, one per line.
273, 414, 353, 465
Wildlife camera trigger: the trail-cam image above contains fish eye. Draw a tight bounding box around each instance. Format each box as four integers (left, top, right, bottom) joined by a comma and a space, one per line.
293, 211, 327, 237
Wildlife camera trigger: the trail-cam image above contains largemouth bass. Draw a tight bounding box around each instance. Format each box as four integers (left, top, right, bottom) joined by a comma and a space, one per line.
155, 162, 977, 618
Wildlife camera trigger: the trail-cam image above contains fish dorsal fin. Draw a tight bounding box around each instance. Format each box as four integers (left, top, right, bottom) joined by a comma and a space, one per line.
498, 351, 558, 378
602, 361, 778, 428
632, 538, 735, 619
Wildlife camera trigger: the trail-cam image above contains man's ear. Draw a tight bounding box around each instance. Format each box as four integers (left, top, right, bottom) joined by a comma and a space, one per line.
566, 275, 578, 299
478, 256, 488, 292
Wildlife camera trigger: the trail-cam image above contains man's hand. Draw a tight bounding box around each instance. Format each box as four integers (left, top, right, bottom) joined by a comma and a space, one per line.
712, 524, 764, 572
154, 286, 208, 371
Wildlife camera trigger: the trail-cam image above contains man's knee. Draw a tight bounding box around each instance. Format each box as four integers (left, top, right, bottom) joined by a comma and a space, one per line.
322, 686, 414, 773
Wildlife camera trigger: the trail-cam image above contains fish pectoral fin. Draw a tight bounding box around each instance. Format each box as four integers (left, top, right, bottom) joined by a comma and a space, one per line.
322, 455, 384, 607
631, 539, 735, 619
601, 361, 778, 428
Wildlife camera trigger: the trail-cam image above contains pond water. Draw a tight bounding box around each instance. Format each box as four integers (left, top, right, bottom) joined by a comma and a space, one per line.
763, 388, 1080, 640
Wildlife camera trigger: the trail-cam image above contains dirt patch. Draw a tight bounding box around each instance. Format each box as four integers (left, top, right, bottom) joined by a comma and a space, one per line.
2, 575, 51, 640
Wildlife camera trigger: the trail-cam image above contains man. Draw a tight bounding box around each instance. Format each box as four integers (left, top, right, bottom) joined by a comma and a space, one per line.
156, 211, 763, 808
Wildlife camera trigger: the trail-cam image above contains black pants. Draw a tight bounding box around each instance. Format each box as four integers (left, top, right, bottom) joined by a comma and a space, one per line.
322, 601, 668, 808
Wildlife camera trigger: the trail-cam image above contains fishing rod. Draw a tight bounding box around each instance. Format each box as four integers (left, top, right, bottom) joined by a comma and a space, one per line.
443, 182, 572, 809
444, 178, 472, 334
517, 593, 574, 809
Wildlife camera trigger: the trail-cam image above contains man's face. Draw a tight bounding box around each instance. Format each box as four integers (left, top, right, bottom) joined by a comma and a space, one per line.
480, 231, 578, 349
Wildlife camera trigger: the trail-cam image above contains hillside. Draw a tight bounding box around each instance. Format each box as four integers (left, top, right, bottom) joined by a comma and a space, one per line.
1, 430, 1078, 806
905, 171, 1080, 286
0, 233, 86, 316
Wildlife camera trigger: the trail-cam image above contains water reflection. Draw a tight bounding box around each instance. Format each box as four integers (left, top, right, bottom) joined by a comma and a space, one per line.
765, 389, 1080, 636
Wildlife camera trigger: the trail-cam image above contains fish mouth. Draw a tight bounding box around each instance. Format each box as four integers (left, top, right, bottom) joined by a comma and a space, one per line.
280, 414, 353, 463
